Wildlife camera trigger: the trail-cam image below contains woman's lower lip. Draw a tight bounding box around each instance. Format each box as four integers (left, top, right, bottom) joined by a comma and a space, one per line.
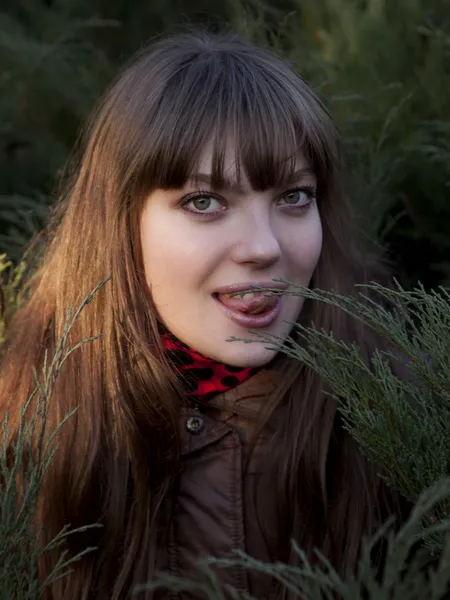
213, 294, 281, 328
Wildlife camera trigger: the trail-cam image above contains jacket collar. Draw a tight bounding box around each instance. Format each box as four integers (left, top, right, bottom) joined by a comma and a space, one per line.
178, 368, 282, 456
206, 368, 282, 418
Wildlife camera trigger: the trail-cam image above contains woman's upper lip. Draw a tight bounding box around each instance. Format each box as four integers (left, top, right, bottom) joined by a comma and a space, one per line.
213, 281, 288, 295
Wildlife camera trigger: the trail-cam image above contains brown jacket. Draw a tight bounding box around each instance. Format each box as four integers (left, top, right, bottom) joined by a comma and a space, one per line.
163, 368, 282, 599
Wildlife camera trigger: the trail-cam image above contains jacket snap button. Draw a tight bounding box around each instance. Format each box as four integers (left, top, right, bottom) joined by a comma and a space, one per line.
186, 415, 204, 434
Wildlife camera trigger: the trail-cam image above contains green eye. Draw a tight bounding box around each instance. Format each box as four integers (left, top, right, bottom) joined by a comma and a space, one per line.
183, 194, 222, 214
278, 187, 316, 207
192, 197, 213, 211
284, 191, 302, 204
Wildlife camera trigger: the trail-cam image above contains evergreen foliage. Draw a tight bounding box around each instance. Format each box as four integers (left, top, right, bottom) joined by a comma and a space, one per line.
0, 274, 108, 598
0, 1, 117, 258
231, 280, 450, 553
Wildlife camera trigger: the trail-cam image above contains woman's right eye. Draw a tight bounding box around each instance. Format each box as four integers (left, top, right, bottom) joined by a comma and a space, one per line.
181, 193, 224, 216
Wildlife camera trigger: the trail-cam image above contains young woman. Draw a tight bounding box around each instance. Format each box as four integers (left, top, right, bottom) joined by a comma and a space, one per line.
0, 30, 412, 599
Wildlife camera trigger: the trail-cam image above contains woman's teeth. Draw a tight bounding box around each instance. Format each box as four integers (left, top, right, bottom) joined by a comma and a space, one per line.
227, 291, 260, 300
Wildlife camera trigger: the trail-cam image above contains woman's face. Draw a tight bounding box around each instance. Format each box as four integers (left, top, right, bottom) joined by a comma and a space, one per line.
140, 143, 323, 367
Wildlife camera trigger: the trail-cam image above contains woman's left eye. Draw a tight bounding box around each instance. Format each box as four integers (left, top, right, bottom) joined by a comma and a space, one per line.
277, 187, 316, 207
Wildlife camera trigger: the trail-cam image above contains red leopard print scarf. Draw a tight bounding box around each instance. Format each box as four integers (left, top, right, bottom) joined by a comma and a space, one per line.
162, 332, 260, 404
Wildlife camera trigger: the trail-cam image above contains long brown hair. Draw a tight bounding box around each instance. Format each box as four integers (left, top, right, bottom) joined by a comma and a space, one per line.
0, 30, 408, 598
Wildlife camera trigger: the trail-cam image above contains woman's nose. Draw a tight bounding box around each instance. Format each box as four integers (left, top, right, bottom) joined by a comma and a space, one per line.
231, 211, 282, 268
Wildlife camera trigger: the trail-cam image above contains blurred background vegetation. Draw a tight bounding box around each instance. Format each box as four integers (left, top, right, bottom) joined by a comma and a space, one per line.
0, 0, 449, 289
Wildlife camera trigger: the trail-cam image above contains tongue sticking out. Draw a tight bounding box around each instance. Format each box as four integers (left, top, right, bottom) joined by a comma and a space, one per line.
216, 292, 277, 315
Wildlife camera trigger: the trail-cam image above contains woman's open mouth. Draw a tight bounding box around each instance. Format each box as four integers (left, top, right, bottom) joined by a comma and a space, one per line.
212, 291, 281, 328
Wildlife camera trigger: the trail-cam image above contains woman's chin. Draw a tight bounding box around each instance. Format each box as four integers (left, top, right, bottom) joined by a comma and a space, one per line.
211, 345, 279, 368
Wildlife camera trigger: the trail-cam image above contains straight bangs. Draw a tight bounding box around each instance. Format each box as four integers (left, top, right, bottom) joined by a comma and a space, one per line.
130, 44, 341, 197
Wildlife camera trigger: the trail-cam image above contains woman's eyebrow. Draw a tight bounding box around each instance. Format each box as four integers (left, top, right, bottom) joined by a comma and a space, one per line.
186, 167, 316, 192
